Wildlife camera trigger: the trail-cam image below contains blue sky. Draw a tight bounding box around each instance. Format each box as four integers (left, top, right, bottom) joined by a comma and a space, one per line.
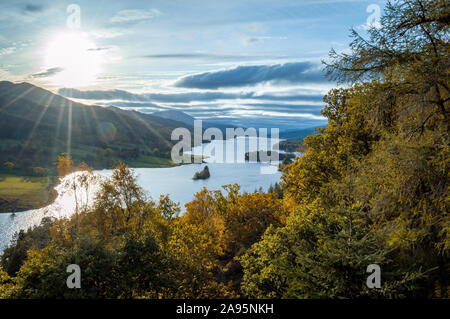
0, 0, 386, 129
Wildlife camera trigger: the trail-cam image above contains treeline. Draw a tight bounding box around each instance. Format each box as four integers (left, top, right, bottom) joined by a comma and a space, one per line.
0, 141, 171, 174
0, 0, 449, 298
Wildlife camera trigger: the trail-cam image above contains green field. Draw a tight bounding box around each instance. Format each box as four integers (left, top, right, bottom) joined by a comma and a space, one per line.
0, 174, 54, 213
129, 155, 175, 168
0, 155, 176, 212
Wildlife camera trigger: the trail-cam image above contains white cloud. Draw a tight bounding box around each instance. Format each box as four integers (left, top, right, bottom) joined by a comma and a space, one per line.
89, 29, 124, 39
31, 67, 63, 78
0, 66, 25, 81
241, 35, 287, 46
110, 9, 161, 24
231, 109, 326, 120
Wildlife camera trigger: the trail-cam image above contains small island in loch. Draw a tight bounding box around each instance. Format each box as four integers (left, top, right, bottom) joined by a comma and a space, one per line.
193, 166, 210, 180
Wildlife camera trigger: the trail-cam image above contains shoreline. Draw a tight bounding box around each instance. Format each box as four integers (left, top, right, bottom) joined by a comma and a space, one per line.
0, 138, 283, 214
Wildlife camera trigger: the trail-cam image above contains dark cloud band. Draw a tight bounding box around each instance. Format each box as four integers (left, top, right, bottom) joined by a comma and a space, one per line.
58, 88, 324, 104
174, 62, 327, 89
32, 67, 63, 78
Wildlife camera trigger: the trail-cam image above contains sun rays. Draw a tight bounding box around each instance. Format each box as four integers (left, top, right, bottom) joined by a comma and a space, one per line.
43, 31, 102, 87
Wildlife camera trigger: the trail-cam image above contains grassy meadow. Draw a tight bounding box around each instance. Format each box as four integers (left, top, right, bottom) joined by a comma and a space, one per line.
0, 173, 55, 213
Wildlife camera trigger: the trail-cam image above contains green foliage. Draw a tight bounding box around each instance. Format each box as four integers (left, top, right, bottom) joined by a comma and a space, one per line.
168, 185, 285, 298
0, 173, 54, 213
0, 266, 15, 298
115, 233, 176, 298
1, 217, 53, 276
268, 182, 283, 199
246, 0, 449, 299
31, 167, 50, 177
8, 233, 176, 299
11, 238, 117, 298
240, 205, 428, 298
278, 138, 304, 152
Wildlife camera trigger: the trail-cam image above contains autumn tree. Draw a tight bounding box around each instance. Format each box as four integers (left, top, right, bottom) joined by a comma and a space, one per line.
168, 185, 284, 297
245, 0, 449, 298
3, 161, 14, 173
56, 154, 73, 177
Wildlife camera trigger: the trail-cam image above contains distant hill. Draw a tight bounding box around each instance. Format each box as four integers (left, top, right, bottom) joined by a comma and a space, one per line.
0, 81, 190, 169
107, 106, 194, 131
151, 109, 238, 135
279, 127, 322, 140
152, 110, 196, 126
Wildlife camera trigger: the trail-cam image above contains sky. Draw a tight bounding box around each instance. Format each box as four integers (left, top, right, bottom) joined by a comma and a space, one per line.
0, 0, 386, 129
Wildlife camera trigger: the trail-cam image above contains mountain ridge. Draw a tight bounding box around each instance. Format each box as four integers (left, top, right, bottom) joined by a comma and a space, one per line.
0, 81, 190, 169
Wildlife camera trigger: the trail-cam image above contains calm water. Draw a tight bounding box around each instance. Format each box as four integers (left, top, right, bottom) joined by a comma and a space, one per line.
0, 137, 285, 253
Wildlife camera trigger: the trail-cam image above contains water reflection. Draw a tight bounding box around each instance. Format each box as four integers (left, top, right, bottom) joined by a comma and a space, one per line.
0, 138, 286, 253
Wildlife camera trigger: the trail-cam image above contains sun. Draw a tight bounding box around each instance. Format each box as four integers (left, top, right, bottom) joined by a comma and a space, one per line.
43, 31, 102, 87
